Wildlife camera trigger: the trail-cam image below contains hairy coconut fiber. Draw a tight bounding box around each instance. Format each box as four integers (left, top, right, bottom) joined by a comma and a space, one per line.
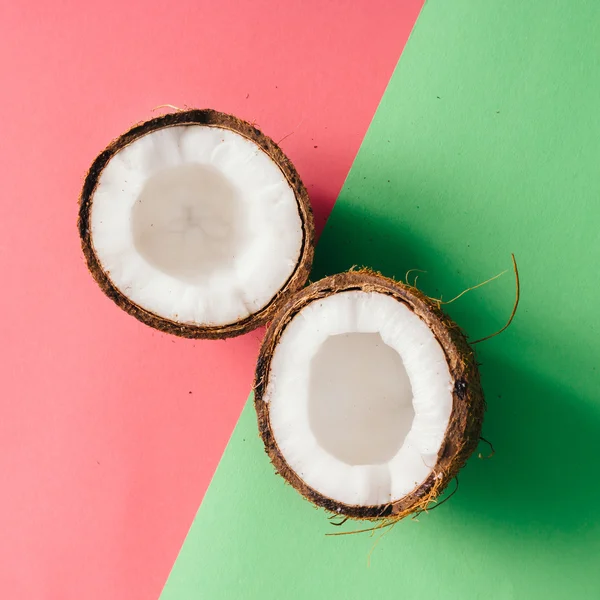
254, 270, 485, 521
78, 109, 314, 339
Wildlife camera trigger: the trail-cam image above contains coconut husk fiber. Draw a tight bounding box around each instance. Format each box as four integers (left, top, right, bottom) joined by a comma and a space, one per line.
78, 108, 314, 339
254, 270, 485, 521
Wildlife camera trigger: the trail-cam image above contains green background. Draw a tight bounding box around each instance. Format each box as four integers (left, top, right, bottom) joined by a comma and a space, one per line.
162, 1, 600, 598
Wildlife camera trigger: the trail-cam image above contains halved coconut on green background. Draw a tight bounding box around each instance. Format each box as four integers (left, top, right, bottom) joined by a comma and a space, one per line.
255, 271, 484, 520
79, 109, 314, 338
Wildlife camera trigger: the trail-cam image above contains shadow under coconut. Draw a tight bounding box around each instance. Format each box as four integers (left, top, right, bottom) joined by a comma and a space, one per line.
311, 194, 476, 298
311, 196, 512, 348
454, 354, 600, 542
310, 195, 600, 544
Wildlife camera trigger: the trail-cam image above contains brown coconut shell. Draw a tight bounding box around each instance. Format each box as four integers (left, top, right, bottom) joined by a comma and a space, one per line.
78, 109, 314, 339
254, 270, 485, 521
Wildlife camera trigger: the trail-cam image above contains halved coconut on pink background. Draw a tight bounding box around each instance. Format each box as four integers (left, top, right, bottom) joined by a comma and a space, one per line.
79, 109, 314, 338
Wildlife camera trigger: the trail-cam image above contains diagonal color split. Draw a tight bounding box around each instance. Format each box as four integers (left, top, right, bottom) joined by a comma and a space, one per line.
162, 1, 600, 598
0, 2, 423, 598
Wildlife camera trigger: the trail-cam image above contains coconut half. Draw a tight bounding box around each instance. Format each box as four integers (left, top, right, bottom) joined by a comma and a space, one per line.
79, 109, 314, 338
255, 271, 485, 520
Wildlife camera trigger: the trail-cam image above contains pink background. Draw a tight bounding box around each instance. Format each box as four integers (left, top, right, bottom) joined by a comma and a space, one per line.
0, 2, 422, 598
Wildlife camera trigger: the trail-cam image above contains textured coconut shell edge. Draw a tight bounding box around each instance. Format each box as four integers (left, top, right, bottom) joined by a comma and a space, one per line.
254, 270, 485, 521
78, 109, 315, 339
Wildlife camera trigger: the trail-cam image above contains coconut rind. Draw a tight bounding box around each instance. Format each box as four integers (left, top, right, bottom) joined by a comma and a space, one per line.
78, 109, 314, 339
254, 270, 485, 521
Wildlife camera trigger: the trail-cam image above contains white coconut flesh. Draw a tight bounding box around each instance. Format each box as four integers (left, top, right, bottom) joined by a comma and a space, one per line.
265, 291, 454, 506
90, 125, 303, 326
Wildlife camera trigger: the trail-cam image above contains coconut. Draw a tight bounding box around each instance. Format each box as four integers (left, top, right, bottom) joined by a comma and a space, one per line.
78, 109, 314, 338
254, 270, 485, 521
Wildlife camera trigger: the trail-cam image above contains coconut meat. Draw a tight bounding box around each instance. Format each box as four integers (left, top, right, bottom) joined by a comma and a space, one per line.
265, 291, 453, 506
90, 125, 303, 327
